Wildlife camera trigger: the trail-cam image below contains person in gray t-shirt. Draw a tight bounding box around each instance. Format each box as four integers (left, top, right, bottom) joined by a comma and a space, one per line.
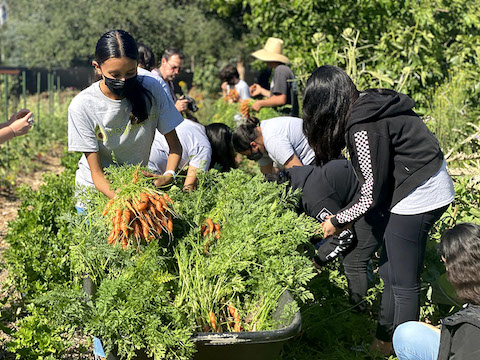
249, 37, 299, 117
68, 30, 183, 202
232, 116, 315, 175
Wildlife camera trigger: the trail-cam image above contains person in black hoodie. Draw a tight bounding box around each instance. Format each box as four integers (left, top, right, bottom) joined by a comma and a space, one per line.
393, 223, 480, 360
302, 65, 455, 355
276, 159, 387, 312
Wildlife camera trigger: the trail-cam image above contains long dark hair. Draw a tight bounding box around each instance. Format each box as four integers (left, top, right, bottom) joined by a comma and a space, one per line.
439, 223, 480, 305
205, 123, 236, 172
302, 65, 359, 165
95, 30, 152, 124
137, 42, 156, 71
232, 117, 260, 153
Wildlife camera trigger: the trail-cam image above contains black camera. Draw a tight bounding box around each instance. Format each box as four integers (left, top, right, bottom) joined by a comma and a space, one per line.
181, 95, 198, 112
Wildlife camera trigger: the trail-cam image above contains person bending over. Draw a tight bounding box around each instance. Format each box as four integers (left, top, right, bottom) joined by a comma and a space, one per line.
302, 65, 454, 355
149, 121, 236, 191
271, 160, 387, 311
232, 116, 315, 175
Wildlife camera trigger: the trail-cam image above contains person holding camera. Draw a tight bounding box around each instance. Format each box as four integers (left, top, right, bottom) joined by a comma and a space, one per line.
0, 109, 34, 144
155, 48, 190, 114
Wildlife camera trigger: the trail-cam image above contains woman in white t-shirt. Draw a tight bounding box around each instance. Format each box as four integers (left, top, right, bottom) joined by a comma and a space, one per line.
232, 116, 315, 174
149, 121, 236, 190
68, 30, 183, 203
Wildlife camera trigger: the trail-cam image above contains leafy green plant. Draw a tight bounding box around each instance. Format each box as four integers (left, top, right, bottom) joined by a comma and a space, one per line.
30, 167, 319, 359
6, 304, 72, 360
3, 169, 77, 298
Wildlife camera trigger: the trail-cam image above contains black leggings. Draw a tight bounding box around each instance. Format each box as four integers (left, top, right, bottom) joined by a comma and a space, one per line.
375, 205, 448, 342
341, 214, 386, 311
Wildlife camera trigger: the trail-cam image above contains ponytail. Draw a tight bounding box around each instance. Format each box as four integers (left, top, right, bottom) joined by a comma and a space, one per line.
95, 30, 152, 124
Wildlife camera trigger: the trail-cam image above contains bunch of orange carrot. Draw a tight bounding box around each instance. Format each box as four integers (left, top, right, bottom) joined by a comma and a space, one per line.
224, 88, 240, 103
200, 218, 221, 255
102, 191, 175, 250
240, 99, 250, 118
205, 303, 242, 333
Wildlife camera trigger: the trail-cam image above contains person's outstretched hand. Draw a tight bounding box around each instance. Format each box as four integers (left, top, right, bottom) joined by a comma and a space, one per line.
9, 109, 33, 137
142, 170, 174, 187
249, 83, 263, 97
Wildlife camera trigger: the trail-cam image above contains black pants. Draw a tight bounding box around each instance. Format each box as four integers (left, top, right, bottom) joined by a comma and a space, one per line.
341, 213, 386, 311
375, 205, 448, 342
315, 208, 386, 312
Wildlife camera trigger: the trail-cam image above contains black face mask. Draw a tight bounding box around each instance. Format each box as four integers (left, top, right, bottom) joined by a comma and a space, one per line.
103, 74, 137, 98
247, 150, 263, 161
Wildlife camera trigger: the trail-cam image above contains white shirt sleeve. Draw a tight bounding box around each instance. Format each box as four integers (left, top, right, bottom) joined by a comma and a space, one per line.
67, 107, 99, 153
188, 146, 212, 171
263, 136, 295, 166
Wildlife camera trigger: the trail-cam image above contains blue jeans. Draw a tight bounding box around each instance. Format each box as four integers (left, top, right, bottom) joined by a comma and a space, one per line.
393, 321, 440, 360
75, 206, 86, 215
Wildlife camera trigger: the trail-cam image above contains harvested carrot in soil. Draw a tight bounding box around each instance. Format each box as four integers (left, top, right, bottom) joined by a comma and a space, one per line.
123, 209, 132, 223
205, 218, 214, 234
208, 311, 217, 332
158, 197, 167, 211
228, 304, 236, 318
107, 228, 116, 244
113, 209, 122, 237
214, 223, 221, 239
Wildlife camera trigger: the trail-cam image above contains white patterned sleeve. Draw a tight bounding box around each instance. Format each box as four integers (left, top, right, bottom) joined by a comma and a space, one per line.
335, 130, 375, 225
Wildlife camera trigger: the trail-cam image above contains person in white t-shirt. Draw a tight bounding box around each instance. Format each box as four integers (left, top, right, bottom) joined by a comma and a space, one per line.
220, 64, 250, 101
232, 116, 315, 174
68, 30, 183, 203
149, 121, 236, 191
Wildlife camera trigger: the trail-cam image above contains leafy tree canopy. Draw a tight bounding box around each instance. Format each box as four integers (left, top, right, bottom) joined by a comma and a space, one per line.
1, 0, 242, 69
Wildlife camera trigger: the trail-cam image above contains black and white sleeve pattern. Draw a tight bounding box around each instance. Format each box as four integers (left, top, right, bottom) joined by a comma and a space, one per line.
336, 131, 374, 225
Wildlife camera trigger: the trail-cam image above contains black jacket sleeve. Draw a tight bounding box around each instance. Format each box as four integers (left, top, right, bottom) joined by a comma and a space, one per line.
331, 125, 392, 228
449, 324, 480, 359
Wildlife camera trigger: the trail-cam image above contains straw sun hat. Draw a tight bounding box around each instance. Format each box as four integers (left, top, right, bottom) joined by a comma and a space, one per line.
251, 37, 290, 64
